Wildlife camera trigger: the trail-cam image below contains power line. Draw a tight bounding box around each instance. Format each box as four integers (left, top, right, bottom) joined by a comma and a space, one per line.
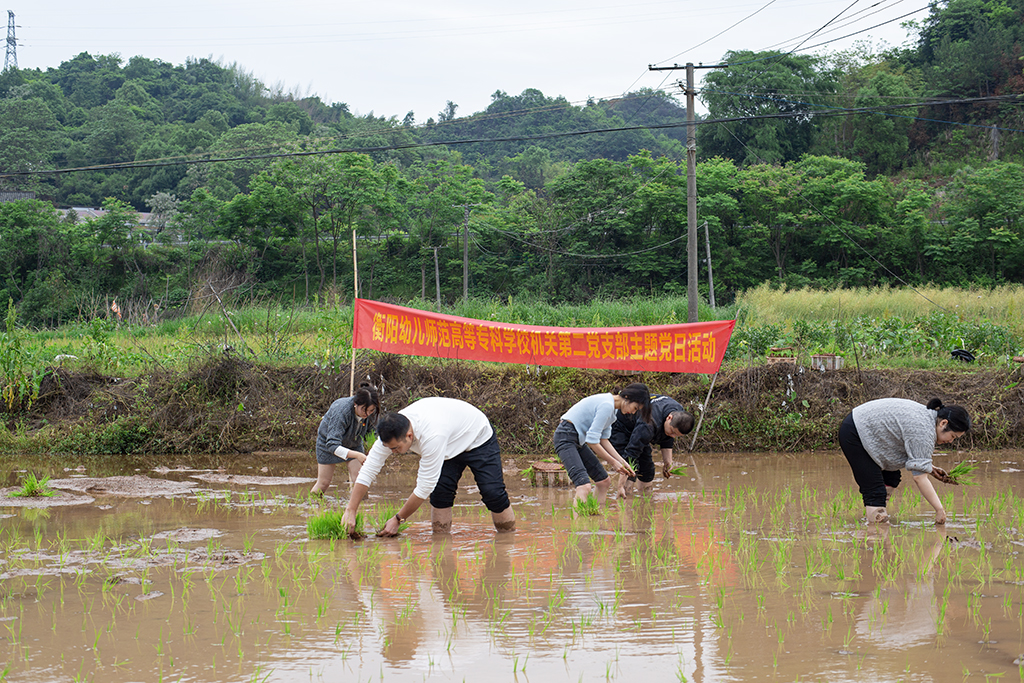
5, 93, 1018, 180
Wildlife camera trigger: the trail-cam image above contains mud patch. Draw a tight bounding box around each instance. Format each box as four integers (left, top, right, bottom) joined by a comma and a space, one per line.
47, 475, 197, 497
191, 473, 314, 486
135, 591, 165, 601
0, 488, 94, 507
152, 527, 224, 543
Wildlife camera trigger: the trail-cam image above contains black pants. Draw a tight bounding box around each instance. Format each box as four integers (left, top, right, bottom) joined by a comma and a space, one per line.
839, 412, 901, 507
553, 420, 609, 487
609, 436, 655, 482
429, 430, 510, 513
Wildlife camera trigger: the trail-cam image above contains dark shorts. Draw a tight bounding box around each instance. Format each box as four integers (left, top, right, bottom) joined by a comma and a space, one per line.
839, 412, 901, 507
429, 430, 511, 513
553, 420, 609, 487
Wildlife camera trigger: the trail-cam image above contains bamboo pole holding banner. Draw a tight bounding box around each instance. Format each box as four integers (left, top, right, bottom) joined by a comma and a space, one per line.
350, 229, 358, 395
688, 371, 719, 452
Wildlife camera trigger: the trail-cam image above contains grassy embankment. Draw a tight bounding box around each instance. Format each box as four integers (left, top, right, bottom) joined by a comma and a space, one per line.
0, 286, 1022, 461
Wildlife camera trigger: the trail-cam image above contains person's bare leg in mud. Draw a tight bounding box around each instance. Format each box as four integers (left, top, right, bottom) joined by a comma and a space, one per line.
346, 457, 362, 487
864, 506, 889, 523
311, 463, 335, 496
432, 506, 452, 534
616, 473, 635, 499
491, 506, 515, 532
574, 482, 593, 503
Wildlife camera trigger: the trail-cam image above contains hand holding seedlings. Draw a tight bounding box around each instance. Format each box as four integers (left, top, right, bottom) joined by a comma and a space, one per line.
341, 508, 360, 536
930, 466, 955, 485
376, 514, 402, 537
945, 462, 978, 485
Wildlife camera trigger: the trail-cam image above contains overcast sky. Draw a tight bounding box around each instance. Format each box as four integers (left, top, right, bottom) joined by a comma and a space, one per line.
14, 0, 922, 120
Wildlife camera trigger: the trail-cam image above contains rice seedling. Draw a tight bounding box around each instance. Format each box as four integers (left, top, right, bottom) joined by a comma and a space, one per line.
573, 494, 601, 517
10, 472, 54, 498
947, 462, 979, 485
307, 510, 365, 540
369, 504, 411, 535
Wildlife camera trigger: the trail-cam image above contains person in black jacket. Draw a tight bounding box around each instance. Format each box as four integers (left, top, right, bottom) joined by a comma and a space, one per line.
610, 394, 693, 497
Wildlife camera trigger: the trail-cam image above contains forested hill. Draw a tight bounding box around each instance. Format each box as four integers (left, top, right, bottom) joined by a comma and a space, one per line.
1, 0, 1022, 207
0, 51, 688, 208
2, 0, 1024, 327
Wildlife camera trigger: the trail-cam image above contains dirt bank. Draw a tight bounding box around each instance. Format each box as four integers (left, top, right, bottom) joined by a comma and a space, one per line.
11, 352, 1024, 463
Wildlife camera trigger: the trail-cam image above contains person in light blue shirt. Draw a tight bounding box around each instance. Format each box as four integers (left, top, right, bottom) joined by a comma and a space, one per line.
553, 383, 651, 503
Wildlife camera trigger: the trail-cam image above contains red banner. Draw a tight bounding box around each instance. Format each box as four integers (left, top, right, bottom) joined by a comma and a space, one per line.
353, 299, 734, 374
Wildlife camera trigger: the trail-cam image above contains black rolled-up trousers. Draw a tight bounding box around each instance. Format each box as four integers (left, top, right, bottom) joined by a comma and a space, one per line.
838, 412, 901, 508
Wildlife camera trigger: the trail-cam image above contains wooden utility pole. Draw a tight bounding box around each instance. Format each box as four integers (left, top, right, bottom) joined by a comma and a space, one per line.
647, 62, 724, 322
703, 221, 716, 309
454, 203, 482, 302
433, 246, 441, 311
350, 228, 358, 394
685, 63, 698, 323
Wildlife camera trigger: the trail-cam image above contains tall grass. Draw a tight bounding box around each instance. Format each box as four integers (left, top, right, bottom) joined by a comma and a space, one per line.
730, 285, 1023, 362
13, 287, 1024, 374
737, 283, 1024, 334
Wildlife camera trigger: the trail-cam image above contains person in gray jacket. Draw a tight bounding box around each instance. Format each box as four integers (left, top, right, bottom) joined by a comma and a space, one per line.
838, 397, 970, 524
311, 383, 381, 496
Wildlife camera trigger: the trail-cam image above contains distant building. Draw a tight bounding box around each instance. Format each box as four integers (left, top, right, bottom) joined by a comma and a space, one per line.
0, 191, 36, 203
59, 207, 155, 226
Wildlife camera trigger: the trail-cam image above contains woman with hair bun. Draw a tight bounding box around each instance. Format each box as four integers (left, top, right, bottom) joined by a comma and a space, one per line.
553, 383, 650, 503
311, 383, 381, 496
838, 397, 971, 524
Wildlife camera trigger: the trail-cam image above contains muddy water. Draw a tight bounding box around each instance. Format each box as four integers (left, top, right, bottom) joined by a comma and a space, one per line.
1, 451, 1023, 682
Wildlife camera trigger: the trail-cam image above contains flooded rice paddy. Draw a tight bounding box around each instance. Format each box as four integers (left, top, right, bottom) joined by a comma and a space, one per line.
1, 450, 1023, 682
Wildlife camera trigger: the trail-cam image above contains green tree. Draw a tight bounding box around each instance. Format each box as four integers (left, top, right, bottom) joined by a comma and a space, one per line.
0, 98, 59, 191
699, 51, 836, 165
48, 52, 125, 109
849, 70, 915, 175
942, 162, 1024, 279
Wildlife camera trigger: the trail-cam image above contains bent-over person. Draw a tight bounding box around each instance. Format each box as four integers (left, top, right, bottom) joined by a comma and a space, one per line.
342, 397, 515, 536
610, 394, 694, 497
311, 383, 380, 496
839, 397, 970, 524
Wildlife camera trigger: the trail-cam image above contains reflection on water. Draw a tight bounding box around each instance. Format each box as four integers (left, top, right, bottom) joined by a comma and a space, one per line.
855, 527, 945, 649
0, 451, 1023, 682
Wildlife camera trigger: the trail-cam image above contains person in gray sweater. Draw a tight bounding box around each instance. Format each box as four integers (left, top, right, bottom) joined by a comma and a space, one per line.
838, 397, 971, 524
311, 384, 381, 496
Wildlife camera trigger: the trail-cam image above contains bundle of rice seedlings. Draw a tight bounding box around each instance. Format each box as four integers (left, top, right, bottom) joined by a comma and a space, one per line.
307, 510, 365, 540
669, 466, 689, 477
11, 473, 54, 498
572, 493, 601, 516
946, 462, 979, 485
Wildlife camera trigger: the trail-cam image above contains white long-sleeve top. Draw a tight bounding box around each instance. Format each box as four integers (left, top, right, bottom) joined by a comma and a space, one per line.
356, 397, 494, 500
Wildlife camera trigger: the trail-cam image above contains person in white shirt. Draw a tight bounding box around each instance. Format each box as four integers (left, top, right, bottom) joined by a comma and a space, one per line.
342, 397, 515, 536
